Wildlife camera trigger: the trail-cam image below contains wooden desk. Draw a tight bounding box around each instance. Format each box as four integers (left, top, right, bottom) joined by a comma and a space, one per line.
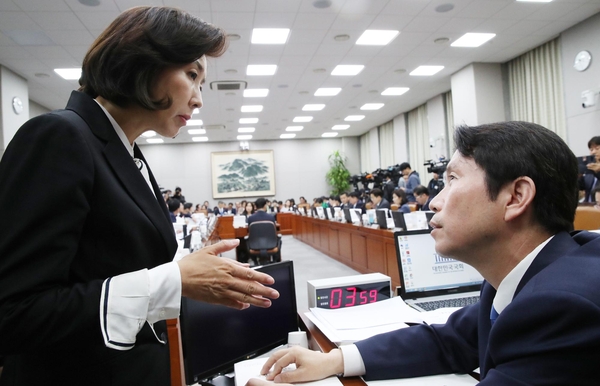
292, 215, 400, 288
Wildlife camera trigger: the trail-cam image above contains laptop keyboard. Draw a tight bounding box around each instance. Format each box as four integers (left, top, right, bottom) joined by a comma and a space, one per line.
414, 296, 480, 311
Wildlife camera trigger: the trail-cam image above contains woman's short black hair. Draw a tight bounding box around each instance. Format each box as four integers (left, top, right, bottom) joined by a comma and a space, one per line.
79, 6, 227, 110
454, 121, 579, 234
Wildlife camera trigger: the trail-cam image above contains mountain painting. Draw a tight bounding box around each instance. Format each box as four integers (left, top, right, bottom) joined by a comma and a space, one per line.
211, 150, 275, 198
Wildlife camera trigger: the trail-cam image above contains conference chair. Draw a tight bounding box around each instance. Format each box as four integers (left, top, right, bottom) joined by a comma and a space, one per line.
391, 204, 399, 211
573, 205, 600, 231
245, 221, 282, 265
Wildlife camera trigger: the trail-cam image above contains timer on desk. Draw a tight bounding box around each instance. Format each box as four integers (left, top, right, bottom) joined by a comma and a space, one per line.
307, 273, 391, 309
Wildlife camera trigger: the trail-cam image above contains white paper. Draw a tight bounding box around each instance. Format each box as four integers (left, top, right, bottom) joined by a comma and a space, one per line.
235, 357, 343, 386
420, 307, 461, 325
233, 215, 247, 228
366, 373, 477, 386
403, 212, 429, 231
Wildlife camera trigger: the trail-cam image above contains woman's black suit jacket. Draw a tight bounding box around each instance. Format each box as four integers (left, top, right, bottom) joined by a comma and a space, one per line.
0, 91, 178, 385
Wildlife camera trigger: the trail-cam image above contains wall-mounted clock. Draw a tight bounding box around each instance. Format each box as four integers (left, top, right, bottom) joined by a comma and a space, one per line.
574, 50, 592, 72
12, 96, 23, 115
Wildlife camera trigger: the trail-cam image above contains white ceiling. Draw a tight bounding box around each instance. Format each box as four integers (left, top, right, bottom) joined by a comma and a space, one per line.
1, 0, 599, 144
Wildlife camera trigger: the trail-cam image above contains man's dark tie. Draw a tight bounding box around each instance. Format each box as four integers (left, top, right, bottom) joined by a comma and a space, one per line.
490, 306, 499, 326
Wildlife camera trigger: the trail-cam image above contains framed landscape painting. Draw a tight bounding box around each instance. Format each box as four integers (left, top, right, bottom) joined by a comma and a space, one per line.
211, 150, 276, 199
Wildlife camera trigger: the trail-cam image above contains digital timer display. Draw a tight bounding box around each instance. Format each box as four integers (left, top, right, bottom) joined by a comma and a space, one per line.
315, 281, 391, 309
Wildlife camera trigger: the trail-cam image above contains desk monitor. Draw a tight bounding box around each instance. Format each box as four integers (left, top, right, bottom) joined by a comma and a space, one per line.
343, 208, 352, 223
375, 209, 389, 229
392, 211, 406, 230
180, 261, 298, 386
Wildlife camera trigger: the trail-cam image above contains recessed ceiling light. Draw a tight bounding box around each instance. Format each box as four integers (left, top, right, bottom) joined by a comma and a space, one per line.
286, 126, 303, 131
361, 103, 384, 110
34, 72, 50, 78
313, 0, 332, 8
293, 116, 313, 122
226, 108, 235, 112
356, 30, 399, 46
238, 127, 255, 133
314, 87, 341, 96
280, 134, 296, 139
237, 135, 252, 140
278, 84, 288, 88
244, 89, 269, 97
334, 34, 350, 42
192, 137, 209, 142
322, 132, 338, 137
368, 90, 378, 94
224, 69, 238, 74
332, 65, 364, 76
313, 68, 327, 73
352, 84, 363, 88
78, 0, 100, 6
146, 138, 164, 144
251, 28, 290, 44
240, 118, 259, 124
394, 69, 407, 74
141, 130, 157, 137
435, 3, 455, 12
241, 105, 263, 113
227, 34, 241, 41
332, 125, 350, 130
451, 33, 496, 47
54, 68, 81, 80
187, 119, 203, 126
517, 0, 552, 2
188, 128, 206, 135
247, 65, 277, 76
410, 66, 444, 76
344, 115, 365, 121
299, 91, 310, 95
382, 87, 410, 96
434, 37, 450, 44
302, 104, 325, 111
225, 92, 236, 96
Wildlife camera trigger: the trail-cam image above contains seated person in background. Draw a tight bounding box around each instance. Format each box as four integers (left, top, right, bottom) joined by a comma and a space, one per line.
235, 201, 243, 214
370, 188, 390, 210
298, 196, 308, 206
242, 201, 256, 217
413, 185, 432, 211
329, 195, 340, 208
248, 198, 276, 226
172, 186, 185, 203
382, 173, 395, 203
249, 121, 600, 386
581, 136, 600, 202
399, 162, 421, 202
289, 198, 296, 207
339, 192, 349, 209
181, 202, 193, 218
321, 196, 330, 208
348, 191, 365, 213
392, 189, 411, 213
162, 189, 172, 203
282, 199, 292, 212
593, 186, 600, 210
227, 202, 237, 215
214, 201, 226, 216
194, 204, 201, 213
168, 199, 182, 223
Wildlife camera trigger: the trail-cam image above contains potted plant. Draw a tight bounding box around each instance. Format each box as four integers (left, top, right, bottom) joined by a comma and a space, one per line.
326, 150, 351, 196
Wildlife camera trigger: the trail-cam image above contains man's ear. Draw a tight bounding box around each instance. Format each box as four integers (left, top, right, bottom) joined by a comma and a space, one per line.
504, 176, 536, 222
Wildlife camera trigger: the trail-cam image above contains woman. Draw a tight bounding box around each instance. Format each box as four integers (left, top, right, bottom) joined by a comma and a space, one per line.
242, 201, 256, 217
0, 7, 278, 386
392, 189, 412, 213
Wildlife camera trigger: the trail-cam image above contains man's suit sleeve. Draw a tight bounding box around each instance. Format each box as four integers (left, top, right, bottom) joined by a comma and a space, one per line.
0, 114, 102, 352
355, 303, 480, 380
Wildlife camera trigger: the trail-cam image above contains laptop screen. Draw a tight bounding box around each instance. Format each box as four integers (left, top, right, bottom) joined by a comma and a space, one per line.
395, 230, 483, 298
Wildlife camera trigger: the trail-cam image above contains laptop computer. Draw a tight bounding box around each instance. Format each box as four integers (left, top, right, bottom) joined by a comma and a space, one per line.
343, 207, 352, 223
375, 209, 390, 229
392, 211, 407, 230
395, 229, 483, 312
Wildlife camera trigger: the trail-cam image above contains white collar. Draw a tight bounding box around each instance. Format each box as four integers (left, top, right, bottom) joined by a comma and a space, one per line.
493, 235, 554, 314
94, 100, 135, 158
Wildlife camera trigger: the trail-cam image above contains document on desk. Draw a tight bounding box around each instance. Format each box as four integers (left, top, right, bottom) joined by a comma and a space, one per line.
235, 357, 343, 386
365, 374, 477, 386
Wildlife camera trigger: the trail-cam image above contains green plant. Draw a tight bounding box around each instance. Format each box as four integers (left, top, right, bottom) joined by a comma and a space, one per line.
326, 150, 351, 196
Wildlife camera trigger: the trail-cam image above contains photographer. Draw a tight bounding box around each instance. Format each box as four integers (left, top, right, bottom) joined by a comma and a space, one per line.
383, 173, 395, 203
399, 162, 420, 202
427, 172, 445, 198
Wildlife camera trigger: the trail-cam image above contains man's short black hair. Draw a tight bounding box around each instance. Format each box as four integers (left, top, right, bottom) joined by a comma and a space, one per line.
413, 185, 429, 197
454, 121, 578, 234
168, 198, 181, 212
588, 136, 600, 148
340, 192, 348, 197
255, 198, 267, 209
370, 188, 383, 198
183, 202, 193, 210
399, 162, 411, 171
348, 191, 360, 199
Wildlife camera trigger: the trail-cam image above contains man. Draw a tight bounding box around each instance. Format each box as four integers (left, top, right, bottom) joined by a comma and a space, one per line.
227, 202, 237, 215
339, 192, 349, 209
413, 185, 432, 211
427, 171, 445, 199
348, 191, 365, 213
581, 136, 600, 202
249, 122, 600, 385
247, 198, 276, 226
172, 186, 185, 203
181, 202, 193, 218
370, 188, 390, 210
168, 198, 183, 222
382, 173, 395, 203
214, 201, 226, 216
399, 162, 421, 202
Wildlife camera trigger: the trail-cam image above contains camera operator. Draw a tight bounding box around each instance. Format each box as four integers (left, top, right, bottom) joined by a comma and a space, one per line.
398, 162, 421, 202
427, 171, 445, 199
382, 173, 395, 203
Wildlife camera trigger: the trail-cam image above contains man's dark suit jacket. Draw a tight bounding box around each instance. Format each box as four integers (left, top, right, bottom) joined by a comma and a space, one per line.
375, 198, 391, 210
247, 210, 276, 226
351, 200, 365, 214
0, 91, 177, 385
355, 231, 600, 384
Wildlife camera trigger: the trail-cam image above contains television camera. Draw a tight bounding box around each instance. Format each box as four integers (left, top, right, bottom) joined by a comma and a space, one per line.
424, 157, 449, 175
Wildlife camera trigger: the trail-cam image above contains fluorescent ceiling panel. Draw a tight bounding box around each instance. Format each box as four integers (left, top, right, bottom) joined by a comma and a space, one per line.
251, 28, 290, 44
293, 116, 313, 122
302, 104, 325, 111
239, 118, 259, 124
54, 68, 81, 80
331, 65, 364, 76
141, 130, 156, 138
360, 103, 384, 110
322, 132, 338, 137
241, 105, 263, 112
237, 135, 252, 140
314, 88, 341, 96
238, 127, 255, 133
344, 115, 365, 121
187, 119, 203, 126
187, 128, 206, 135
332, 125, 350, 130
146, 138, 164, 144
451, 33, 496, 47
247, 65, 277, 75
193, 108, 200, 115
410, 66, 444, 76
356, 30, 399, 45
286, 126, 303, 131
244, 89, 269, 97
280, 134, 296, 139
381, 87, 410, 96
192, 137, 208, 142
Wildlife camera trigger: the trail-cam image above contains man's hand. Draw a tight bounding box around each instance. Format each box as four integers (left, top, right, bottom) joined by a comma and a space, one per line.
587, 163, 600, 173
177, 239, 279, 309
249, 347, 343, 384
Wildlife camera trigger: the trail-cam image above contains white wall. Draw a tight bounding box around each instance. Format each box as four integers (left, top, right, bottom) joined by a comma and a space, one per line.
451, 64, 477, 126
29, 99, 50, 118
393, 113, 408, 164
560, 12, 600, 155
139, 137, 350, 206
0, 66, 29, 157
426, 95, 447, 161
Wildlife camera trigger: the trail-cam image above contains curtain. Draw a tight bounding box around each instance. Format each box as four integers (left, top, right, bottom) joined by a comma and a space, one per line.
407, 104, 429, 181
359, 131, 370, 173
444, 91, 454, 156
378, 120, 395, 167
507, 37, 566, 140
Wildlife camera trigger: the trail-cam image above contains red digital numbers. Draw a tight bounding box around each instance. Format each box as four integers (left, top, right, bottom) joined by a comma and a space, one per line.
330, 288, 343, 309
330, 287, 379, 308
370, 289, 378, 303
359, 291, 368, 304
345, 287, 356, 307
